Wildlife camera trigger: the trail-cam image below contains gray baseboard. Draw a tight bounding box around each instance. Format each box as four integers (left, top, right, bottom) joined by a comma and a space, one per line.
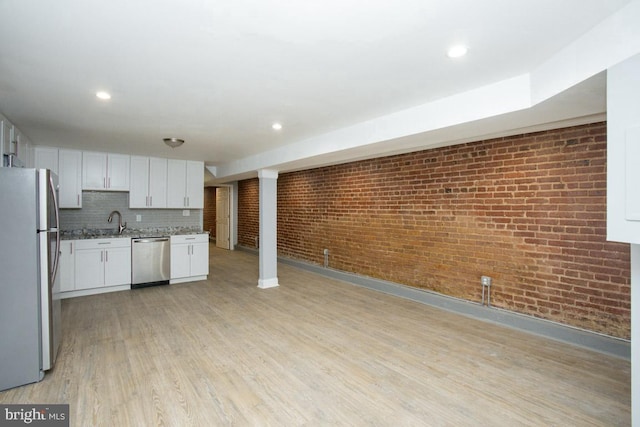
236, 245, 630, 360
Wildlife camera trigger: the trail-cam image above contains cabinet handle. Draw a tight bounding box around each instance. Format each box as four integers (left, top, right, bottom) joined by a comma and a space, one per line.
105, 251, 108, 263
108, 177, 111, 188
70, 242, 73, 255
145, 196, 149, 207
100, 251, 103, 262
187, 197, 190, 207
150, 196, 152, 206
103, 177, 106, 188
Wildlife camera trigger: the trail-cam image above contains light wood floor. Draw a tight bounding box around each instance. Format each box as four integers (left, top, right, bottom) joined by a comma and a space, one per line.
0, 245, 630, 426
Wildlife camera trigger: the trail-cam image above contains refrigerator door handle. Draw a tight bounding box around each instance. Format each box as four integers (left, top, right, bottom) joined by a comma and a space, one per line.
49, 174, 61, 284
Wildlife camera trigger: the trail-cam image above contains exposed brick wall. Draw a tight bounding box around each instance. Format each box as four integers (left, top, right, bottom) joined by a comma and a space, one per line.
237, 122, 631, 339
238, 179, 260, 248
203, 187, 217, 238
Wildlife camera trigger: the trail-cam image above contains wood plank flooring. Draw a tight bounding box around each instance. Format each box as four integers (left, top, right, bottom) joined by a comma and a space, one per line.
0, 245, 631, 426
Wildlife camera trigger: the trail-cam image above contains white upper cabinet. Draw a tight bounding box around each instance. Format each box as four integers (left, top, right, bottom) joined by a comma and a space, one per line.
130, 156, 167, 208
15, 127, 30, 166
15, 141, 204, 211
0, 115, 30, 167
130, 156, 149, 207
59, 149, 83, 208
82, 151, 130, 191
33, 146, 59, 174
0, 117, 10, 161
185, 160, 204, 209
166, 159, 186, 208
149, 157, 168, 208
607, 54, 640, 244
167, 159, 204, 209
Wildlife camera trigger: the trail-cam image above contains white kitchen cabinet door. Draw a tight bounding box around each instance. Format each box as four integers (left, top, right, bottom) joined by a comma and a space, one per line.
75, 238, 131, 289
170, 243, 191, 279
190, 241, 209, 277
9, 126, 23, 164
103, 246, 132, 286
33, 147, 59, 174
130, 156, 167, 208
185, 161, 204, 208
16, 129, 30, 167
129, 156, 150, 208
170, 234, 209, 280
82, 152, 130, 190
58, 149, 82, 208
148, 157, 167, 208
82, 151, 108, 190
107, 153, 130, 190
59, 240, 75, 292
166, 159, 188, 208
166, 159, 204, 208
75, 248, 104, 290
0, 118, 10, 161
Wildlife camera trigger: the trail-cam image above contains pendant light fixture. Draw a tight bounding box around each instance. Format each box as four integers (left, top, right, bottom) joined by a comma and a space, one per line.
163, 137, 184, 148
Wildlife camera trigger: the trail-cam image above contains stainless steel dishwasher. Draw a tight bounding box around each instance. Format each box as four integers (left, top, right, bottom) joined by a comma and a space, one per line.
131, 237, 170, 288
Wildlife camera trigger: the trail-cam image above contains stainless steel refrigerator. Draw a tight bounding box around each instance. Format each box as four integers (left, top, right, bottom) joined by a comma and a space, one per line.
0, 167, 62, 391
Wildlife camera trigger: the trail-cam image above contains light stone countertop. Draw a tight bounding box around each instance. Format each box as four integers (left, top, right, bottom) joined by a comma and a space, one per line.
61, 228, 208, 240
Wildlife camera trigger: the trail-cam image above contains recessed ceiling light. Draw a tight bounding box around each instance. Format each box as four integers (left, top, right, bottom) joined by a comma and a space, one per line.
447, 45, 468, 58
272, 122, 283, 131
96, 91, 111, 100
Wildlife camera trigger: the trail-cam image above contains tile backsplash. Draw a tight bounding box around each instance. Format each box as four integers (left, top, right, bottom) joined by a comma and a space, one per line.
59, 191, 202, 232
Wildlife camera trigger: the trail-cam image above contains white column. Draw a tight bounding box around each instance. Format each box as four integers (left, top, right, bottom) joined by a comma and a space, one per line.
257, 169, 279, 289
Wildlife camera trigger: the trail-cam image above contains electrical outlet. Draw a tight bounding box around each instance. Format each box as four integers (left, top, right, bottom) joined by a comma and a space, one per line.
481, 276, 492, 286
136, 215, 142, 222
182, 210, 190, 217
323, 249, 329, 256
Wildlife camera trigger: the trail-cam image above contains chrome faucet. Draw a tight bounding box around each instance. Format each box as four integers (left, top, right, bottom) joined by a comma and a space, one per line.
107, 210, 127, 234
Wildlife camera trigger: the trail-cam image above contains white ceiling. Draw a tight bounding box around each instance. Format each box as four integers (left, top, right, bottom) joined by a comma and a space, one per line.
1, 0, 639, 184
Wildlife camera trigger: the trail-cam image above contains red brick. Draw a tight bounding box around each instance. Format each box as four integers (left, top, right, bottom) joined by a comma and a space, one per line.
237, 122, 631, 339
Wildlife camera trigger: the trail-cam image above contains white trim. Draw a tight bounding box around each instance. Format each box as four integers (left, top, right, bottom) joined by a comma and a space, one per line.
170, 276, 207, 284
258, 277, 279, 289
59, 284, 130, 299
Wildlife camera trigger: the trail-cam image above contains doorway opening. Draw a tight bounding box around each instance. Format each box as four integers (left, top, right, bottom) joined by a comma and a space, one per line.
203, 186, 232, 250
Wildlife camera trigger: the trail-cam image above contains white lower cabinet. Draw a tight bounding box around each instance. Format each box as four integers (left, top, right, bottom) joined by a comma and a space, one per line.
170, 234, 209, 283
74, 238, 131, 291
59, 240, 75, 292
60, 234, 207, 296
